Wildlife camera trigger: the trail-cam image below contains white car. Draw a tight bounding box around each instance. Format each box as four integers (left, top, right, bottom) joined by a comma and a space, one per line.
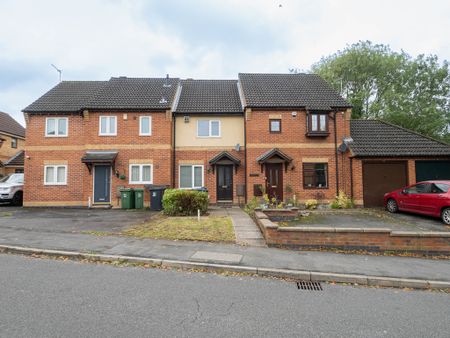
0, 173, 24, 206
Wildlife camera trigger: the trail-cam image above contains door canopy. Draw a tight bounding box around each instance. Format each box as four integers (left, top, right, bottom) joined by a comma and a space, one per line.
81, 150, 118, 173
209, 151, 241, 174
256, 148, 292, 172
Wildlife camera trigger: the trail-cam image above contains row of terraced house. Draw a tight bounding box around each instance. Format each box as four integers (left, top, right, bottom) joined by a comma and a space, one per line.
22, 73, 450, 208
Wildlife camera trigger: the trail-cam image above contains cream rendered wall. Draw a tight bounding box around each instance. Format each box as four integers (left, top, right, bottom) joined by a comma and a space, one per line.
175, 116, 244, 148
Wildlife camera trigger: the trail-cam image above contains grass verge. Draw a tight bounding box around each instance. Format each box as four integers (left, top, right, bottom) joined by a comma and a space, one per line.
122, 214, 235, 242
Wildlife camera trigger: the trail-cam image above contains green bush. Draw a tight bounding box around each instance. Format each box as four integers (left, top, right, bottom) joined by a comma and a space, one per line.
330, 191, 354, 209
305, 199, 318, 210
244, 196, 261, 216
162, 189, 209, 216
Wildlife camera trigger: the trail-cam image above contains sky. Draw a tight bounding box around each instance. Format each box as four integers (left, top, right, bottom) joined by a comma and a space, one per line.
0, 0, 449, 126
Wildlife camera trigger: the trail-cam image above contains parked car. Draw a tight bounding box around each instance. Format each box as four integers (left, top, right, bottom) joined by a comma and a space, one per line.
384, 180, 450, 225
0, 173, 24, 206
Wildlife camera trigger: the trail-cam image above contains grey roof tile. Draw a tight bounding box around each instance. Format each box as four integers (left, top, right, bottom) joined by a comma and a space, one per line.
23, 81, 107, 113
350, 120, 450, 157
3, 150, 24, 167
238, 73, 351, 110
175, 79, 242, 114
0, 111, 26, 138
86, 77, 179, 110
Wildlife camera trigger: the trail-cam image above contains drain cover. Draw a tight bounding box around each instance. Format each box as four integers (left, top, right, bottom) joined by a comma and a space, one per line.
296, 281, 323, 291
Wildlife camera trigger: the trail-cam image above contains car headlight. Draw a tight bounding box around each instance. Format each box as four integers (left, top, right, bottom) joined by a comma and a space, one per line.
0, 187, 11, 193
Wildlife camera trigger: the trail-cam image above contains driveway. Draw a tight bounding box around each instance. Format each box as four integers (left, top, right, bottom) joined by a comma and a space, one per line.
0, 206, 155, 234
280, 208, 450, 232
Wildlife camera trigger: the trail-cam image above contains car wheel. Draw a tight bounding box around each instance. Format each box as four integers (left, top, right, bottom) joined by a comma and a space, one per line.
442, 208, 450, 225
11, 191, 23, 206
386, 198, 398, 213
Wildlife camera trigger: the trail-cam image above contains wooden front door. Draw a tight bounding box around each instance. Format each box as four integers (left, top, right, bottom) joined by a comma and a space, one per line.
265, 163, 283, 201
217, 165, 233, 201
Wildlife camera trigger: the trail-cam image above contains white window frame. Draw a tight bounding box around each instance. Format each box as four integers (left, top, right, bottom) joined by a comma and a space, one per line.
45, 117, 68, 137
44, 165, 67, 186
197, 120, 221, 138
179, 165, 204, 189
139, 116, 152, 136
99, 116, 117, 136
129, 164, 153, 184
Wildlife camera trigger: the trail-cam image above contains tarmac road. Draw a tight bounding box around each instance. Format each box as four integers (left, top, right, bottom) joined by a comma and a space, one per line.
0, 254, 449, 338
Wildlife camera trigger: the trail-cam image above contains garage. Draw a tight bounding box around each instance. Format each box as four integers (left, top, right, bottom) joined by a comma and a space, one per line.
416, 160, 450, 182
362, 161, 408, 207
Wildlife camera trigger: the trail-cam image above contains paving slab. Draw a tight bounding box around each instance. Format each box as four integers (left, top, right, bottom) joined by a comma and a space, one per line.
190, 251, 243, 264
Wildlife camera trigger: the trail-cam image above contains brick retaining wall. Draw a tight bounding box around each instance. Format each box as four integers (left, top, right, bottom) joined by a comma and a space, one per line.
254, 211, 450, 254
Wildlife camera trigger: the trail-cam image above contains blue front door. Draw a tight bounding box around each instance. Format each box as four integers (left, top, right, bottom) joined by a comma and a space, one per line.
94, 165, 111, 203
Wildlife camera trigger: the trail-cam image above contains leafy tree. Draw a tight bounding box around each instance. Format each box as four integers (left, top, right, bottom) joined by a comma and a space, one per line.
311, 41, 450, 142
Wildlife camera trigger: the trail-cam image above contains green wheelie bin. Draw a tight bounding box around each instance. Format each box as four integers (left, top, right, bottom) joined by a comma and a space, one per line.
134, 188, 144, 209
120, 188, 135, 209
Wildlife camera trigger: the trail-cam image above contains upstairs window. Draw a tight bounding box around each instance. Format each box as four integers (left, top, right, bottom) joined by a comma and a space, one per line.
303, 163, 328, 189
197, 120, 220, 137
46, 117, 68, 137
308, 113, 328, 135
269, 119, 281, 133
139, 116, 152, 136
99, 116, 117, 136
11, 137, 17, 148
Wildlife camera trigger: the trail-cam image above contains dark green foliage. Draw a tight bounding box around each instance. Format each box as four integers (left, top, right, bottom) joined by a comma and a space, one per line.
311, 41, 450, 143
162, 189, 209, 216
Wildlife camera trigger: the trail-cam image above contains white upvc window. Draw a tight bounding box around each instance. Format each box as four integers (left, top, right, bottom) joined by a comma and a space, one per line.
179, 165, 204, 189
45, 117, 68, 137
197, 120, 221, 137
129, 164, 153, 184
44, 165, 67, 185
139, 116, 152, 136
99, 116, 117, 136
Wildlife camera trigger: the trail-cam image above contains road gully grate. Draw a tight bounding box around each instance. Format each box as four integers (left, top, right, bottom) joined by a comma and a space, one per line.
296, 280, 323, 291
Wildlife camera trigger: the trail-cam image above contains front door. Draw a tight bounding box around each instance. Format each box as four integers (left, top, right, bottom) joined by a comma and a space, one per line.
217, 165, 233, 201
94, 165, 111, 203
265, 163, 283, 201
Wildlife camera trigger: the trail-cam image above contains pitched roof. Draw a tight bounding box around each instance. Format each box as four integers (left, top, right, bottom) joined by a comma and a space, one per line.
209, 151, 241, 165
238, 73, 351, 110
3, 150, 24, 167
23, 81, 107, 113
350, 120, 450, 157
256, 148, 293, 163
175, 79, 243, 114
23, 77, 180, 113
85, 77, 180, 110
0, 111, 25, 138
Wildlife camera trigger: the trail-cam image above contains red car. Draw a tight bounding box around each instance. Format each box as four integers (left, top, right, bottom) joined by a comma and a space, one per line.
384, 180, 450, 225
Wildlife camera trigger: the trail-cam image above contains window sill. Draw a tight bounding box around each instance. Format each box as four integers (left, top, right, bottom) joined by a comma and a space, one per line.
306, 132, 329, 137
303, 186, 329, 190
129, 182, 153, 185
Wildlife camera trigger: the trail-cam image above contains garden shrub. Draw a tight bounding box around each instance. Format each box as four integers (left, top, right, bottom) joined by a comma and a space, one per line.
162, 189, 209, 216
244, 196, 260, 216
305, 199, 318, 210
330, 191, 354, 209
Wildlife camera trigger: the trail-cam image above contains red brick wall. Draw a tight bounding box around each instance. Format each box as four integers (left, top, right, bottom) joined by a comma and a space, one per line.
24, 111, 172, 207
175, 149, 245, 204
245, 109, 352, 203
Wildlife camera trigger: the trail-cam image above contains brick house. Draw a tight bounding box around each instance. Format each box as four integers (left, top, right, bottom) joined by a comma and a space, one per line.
22, 73, 450, 208
23, 77, 178, 207
0, 111, 25, 176
238, 73, 353, 205
173, 79, 245, 204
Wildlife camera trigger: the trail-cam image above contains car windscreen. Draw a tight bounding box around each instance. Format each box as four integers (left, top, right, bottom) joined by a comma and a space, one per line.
0, 174, 23, 184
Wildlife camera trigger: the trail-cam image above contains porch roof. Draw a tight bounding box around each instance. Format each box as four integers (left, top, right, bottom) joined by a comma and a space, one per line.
256, 148, 292, 164
81, 151, 118, 164
209, 151, 241, 166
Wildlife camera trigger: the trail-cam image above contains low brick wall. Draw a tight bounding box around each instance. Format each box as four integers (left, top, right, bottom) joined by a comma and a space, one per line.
254, 211, 450, 254
256, 208, 299, 221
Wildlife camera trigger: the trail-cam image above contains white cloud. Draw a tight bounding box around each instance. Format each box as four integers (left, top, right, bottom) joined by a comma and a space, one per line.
0, 0, 448, 126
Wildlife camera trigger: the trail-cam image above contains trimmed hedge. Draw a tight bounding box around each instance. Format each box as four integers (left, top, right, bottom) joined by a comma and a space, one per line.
162, 189, 209, 216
